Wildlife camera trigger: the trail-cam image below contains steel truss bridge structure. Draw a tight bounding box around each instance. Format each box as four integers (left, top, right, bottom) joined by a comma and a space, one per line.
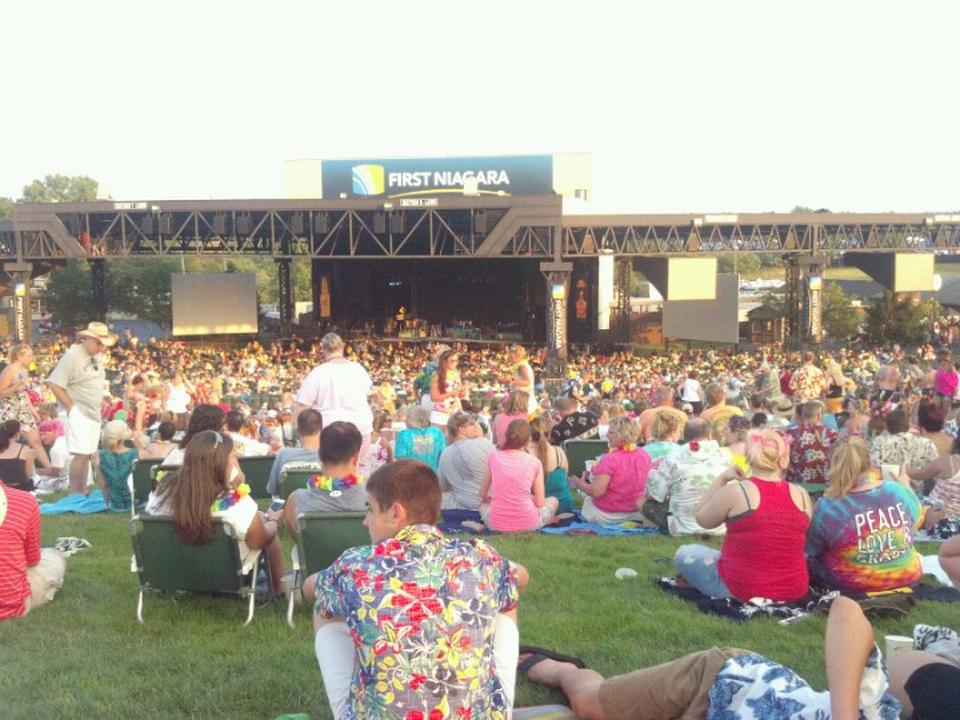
4, 196, 960, 359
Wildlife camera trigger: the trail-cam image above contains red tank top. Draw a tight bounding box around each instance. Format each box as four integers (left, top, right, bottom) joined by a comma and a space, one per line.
717, 477, 810, 602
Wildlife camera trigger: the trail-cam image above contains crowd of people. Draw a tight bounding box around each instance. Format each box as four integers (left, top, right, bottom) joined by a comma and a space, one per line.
2, 322, 960, 717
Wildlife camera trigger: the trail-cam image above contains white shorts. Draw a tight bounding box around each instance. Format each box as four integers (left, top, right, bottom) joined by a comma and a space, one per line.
66, 407, 101, 456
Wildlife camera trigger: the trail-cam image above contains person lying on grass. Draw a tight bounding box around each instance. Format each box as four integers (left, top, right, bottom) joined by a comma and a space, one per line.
145, 430, 285, 596
518, 595, 959, 720
303, 459, 528, 720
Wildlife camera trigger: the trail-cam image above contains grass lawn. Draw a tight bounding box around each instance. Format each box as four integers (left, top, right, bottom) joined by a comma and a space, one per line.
1, 510, 954, 719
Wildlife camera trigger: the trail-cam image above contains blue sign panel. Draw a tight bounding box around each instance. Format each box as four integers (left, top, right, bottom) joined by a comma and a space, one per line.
321, 155, 553, 199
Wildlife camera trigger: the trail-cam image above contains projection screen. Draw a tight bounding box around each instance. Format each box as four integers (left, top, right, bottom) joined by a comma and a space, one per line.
171, 273, 258, 336
662, 273, 739, 344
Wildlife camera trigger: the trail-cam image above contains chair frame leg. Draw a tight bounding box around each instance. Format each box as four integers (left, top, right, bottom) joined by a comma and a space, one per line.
136, 588, 145, 624
243, 580, 256, 626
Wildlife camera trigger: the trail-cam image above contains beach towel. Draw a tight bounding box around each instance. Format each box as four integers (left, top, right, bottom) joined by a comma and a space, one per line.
540, 520, 661, 537
439, 509, 492, 535
39, 490, 109, 515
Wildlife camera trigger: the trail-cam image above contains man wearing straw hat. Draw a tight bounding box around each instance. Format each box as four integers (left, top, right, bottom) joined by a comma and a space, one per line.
46, 322, 118, 495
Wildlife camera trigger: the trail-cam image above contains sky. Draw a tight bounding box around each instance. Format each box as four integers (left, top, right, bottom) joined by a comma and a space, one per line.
2, 1, 958, 213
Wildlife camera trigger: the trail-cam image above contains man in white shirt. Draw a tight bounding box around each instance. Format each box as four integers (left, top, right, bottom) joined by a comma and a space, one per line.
294, 333, 373, 474
46, 322, 117, 494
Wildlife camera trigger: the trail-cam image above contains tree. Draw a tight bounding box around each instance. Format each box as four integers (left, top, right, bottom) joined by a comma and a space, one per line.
717, 253, 760, 276
108, 258, 179, 327
22, 174, 98, 203
0, 197, 12, 220
821, 283, 860, 340
865, 291, 938, 346
41, 260, 94, 327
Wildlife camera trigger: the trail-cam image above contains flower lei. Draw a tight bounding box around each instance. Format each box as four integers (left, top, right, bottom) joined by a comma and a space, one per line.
308, 473, 362, 495
211, 483, 250, 513
608, 443, 637, 454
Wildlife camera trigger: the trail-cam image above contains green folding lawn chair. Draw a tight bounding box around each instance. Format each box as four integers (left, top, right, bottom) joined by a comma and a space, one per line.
239, 456, 275, 499
278, 465, 321, 502
563, 439, 608, 478
130, 515, 262, 626
131, 458, 162, 507
287, 511, 369, 627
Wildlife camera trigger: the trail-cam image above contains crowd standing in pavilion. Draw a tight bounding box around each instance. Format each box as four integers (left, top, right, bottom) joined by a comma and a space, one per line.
1, 323, 960, 717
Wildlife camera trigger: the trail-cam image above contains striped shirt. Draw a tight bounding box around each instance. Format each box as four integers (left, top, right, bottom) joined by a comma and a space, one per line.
0, 483, 41, 619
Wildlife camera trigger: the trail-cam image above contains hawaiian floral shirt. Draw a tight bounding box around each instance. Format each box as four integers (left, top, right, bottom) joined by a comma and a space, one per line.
868, 432, 938, 471
707, 646, 900, 719
785, 422, 838, 485
314, 524, 518, 720
789, 364, 827, 403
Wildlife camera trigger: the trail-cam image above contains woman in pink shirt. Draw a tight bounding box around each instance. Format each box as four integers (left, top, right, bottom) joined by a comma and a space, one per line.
572, 416, 651, 525
480, 419, 557, 532
492, 390, 531, 448
934, 350, 959, 401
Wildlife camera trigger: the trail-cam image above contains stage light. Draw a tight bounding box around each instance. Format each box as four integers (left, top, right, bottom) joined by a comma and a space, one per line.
474, 210, 487, 235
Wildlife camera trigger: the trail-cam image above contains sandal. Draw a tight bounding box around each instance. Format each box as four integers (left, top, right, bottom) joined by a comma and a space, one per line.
517, 646, 587, 677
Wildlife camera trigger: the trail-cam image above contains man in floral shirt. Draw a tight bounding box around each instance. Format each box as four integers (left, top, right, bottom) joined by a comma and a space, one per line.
305, 460, 526, 720
785, 401, 838, 485
790, 351, 828, 404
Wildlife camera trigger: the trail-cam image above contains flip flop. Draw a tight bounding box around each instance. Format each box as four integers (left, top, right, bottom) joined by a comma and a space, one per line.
517, 646, 587, 677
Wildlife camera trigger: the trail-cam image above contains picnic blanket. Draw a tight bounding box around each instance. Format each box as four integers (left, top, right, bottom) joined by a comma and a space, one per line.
656, 577, 839, 623
540, 519, 661, 537
39, 490, 109, 515
439, 509, 492, 535
657, 577, 960, 623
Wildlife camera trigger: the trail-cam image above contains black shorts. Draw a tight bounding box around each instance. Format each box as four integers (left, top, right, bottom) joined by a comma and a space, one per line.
905, 662, 960, 719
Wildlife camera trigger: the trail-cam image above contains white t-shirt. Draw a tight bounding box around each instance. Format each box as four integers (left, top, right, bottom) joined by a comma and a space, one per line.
161, 446, 185, 467
145, 492, 260, 573
166, 383, 190, 414
681, 378, 702, 402
295, 359, 373, 433
226, 432, 272, 458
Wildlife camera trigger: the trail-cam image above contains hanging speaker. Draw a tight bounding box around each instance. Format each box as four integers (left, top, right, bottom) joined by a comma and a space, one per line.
373, 213, 386, 234
290, 213, 304, 234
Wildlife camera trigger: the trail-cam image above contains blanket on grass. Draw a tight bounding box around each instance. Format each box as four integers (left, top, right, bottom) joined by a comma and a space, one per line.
438, 509, 492, 535
39, 490, 110, 515
540, 520, 661, 537
657, 577, 960, 623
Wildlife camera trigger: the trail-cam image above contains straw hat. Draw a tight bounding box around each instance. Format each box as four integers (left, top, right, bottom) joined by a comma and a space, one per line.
77, 322, 118, 347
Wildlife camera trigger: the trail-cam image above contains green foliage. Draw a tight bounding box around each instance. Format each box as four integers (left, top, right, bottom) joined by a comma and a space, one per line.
865, 291, 940, 346
0, 197, 12, 220
758, 290, 786, 318
717, 253, 760, 276
40, 259, 94, 327
108, 259, 180, 326
821, 282, 860, 340
21, 174, 98, 203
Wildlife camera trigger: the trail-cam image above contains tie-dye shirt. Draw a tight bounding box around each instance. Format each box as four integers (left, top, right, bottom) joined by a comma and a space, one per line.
806, 481, 922, 593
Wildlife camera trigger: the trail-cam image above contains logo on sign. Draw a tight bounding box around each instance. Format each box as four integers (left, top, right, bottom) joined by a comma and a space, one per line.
352, 165, 386, 196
